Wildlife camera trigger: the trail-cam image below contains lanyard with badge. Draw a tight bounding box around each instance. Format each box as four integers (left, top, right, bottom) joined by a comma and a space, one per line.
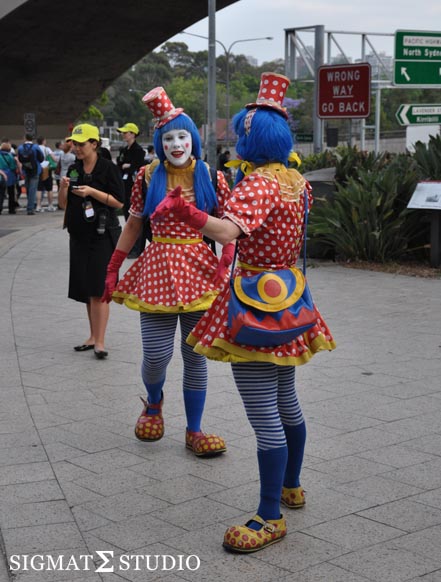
82, 173, 95, 221
69, 168, 95, 221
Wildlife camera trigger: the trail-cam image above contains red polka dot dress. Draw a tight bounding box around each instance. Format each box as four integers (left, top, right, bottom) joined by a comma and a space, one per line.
112, 160, 230, 313
187, 163, 336, 366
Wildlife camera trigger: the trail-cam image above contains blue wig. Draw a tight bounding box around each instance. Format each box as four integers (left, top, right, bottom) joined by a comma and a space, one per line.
144, 113, 217, 216
232, 108, 293, 184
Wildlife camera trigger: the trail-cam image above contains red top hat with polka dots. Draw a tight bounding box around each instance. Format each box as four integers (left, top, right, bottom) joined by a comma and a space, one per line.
246, 72, 290, 119
142, 87, 184, 128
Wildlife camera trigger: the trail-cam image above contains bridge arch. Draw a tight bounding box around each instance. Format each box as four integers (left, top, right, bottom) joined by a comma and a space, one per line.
0, 0, 238, 140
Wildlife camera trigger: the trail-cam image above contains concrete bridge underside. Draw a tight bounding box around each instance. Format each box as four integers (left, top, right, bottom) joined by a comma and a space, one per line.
0, 0, 238, 140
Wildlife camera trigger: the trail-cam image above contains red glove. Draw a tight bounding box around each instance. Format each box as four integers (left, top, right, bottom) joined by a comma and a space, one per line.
151, 186, 208, 230
101, 249, 128, 303
214, 243, 235, 285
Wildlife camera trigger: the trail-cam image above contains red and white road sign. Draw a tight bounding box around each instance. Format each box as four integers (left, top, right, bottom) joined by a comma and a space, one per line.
317, 63, 371, 119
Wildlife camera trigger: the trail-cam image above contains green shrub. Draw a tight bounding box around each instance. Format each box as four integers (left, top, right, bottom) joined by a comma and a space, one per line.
413, 134, 441, 180
333, 146, 391, 185
299, 150, 336, 173
309, 155, 424, 262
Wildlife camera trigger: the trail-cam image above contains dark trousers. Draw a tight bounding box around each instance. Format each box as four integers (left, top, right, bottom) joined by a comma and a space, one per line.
7, 185, 16, 213
0, 179, 5, 213
0, 182, 14, 213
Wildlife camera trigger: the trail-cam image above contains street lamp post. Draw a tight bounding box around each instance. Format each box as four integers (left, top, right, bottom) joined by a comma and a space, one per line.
181, 32, 273, 145
220, 37, 273, 145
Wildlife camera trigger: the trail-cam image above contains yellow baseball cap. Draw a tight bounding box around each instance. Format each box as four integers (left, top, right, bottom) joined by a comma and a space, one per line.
117, 122, 140, 135
67, 124, 100, 143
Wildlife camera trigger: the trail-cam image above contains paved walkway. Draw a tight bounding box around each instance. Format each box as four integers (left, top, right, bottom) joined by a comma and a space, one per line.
1, 206, 441, 581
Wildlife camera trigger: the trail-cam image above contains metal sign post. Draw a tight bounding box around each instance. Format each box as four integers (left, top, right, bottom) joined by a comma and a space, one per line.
313, 26, 324, 153
206, 0, 217, 170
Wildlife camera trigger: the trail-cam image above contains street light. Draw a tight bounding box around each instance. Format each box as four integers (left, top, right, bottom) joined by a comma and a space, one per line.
181, 32, 273, 145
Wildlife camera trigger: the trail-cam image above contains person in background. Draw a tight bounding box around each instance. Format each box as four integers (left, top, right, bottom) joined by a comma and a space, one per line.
116, 122, 146, 257
152, 72, 336, 553
99, 137, 112, 161
218, 149, 232, 186
58, 124, 124, 359
116, 123, 145, 218
217, 148, 229, 171
59, 140, 76, 179
36, 136, 57, 212
53, 141, 63, 192
17, 134, 44, 215
0, 141, 19, 214
57, 140, 76, 209
144, 144, 156, 164
101, 87, 231, 457
0, 168, 7, 214
10, 142, 22, 207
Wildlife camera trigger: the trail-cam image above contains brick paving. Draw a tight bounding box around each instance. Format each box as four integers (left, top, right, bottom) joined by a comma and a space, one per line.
1, 206, 441, 581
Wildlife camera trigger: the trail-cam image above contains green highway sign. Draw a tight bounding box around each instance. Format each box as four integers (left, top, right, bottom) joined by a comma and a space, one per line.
296, 132, 313, 143
394, 30, 441, 86
396, 104, 441, 125
395, 62, 441, 85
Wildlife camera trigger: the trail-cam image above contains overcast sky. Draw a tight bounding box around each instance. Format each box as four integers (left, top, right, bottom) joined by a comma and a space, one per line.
167, 0, 441, 65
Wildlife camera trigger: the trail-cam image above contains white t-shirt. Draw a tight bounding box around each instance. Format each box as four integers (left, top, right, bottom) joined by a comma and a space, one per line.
60, 152, 76, 178
39, 145, 53, 168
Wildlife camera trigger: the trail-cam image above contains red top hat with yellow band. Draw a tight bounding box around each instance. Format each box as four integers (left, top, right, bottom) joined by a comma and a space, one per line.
142, 87, 184, 129
246, 72, 290, 119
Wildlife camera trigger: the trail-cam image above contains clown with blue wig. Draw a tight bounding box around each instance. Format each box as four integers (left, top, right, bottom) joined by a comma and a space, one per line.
102, 87, 231, 457
152, 72, 336, 553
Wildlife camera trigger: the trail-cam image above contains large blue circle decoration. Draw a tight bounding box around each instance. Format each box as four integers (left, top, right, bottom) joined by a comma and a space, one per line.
257, 273, 288, 304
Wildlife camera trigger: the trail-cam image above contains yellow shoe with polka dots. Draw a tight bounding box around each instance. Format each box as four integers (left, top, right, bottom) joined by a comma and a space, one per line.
185, 429, 226, 457
223, 514, 287, 553
134, 396, 164, 441
281, 485, 306, 509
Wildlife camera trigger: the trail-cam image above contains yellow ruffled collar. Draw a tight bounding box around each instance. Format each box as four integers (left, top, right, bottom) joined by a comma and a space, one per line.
164, 158, 196, 175
225, 152, 301, 176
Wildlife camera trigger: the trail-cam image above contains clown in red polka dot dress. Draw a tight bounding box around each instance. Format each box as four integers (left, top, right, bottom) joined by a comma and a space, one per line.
113, 159, 230, 313
151, 72, 336, 554
187, 165, 335, 365
102, 87, 231, 458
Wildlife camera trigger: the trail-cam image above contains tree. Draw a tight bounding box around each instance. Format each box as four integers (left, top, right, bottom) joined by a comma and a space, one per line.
96, 51, 173, 138
160, 42, 193, 70
258, 58, 286, 75
190, 51, 210, 79
289, 81, 314, 134
79, 104, 104, 124
133, 51, 174, 88
89, 43, 313, 138
79, 93, 108, 124
165, 77, 208, 128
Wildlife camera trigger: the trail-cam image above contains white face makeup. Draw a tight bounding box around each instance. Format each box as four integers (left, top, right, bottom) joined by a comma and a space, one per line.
162, 129, 192, 167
